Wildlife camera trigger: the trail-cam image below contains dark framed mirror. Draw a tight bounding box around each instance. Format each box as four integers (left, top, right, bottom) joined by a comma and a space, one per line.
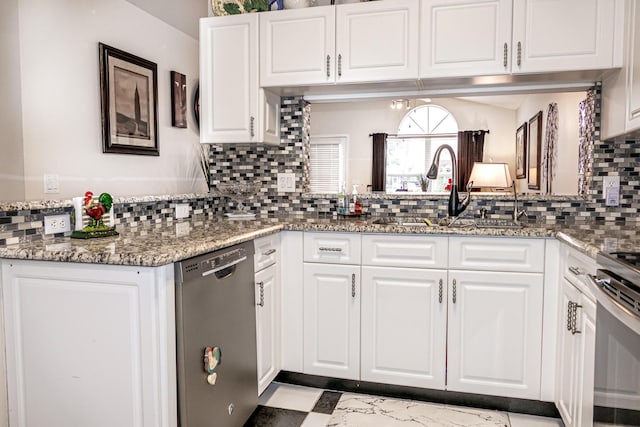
528, 111, 542, 190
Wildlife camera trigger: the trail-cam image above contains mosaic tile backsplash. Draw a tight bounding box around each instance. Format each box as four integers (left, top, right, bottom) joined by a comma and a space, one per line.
1, 87, 638, 248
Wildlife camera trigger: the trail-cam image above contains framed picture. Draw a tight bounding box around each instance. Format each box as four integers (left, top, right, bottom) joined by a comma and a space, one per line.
171, 71, 187, 128
99, 43, 159, 156
528, 111, 543, 190
515, 122, 528, 179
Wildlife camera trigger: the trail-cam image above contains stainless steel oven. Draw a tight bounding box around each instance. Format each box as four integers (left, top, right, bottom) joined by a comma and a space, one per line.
591, 252, 640, 426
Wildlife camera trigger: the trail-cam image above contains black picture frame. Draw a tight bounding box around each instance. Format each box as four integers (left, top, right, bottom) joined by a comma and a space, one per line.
515, 122, 528, 179
528, 111, 543, 190
99, 43, 159, 156
171, 71, 187, 128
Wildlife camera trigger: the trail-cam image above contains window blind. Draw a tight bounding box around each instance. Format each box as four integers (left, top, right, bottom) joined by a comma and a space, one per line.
309, 140, 344, 193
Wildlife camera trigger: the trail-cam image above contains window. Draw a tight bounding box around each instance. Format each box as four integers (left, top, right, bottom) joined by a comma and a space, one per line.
309, 135, 347, 193
386, 104, 458, 193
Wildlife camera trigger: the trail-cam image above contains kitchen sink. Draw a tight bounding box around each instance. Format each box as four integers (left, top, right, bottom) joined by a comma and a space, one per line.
372, 217, 523, 229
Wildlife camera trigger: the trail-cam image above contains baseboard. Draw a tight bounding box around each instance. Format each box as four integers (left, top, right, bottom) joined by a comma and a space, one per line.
274, 371, 561, 419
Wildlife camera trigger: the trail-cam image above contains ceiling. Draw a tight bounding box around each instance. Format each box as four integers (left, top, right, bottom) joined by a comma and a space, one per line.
125, 0, 207, 39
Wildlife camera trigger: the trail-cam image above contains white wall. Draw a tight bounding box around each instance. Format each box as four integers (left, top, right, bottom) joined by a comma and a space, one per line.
0, 0, 26, 202
516, 92, 584, 195
17, 0, 204, 201
310, 98, 516, 192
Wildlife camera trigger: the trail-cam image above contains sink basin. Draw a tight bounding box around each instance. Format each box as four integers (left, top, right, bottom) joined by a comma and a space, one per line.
372, 217, 523, 229
372, 218, 432, 227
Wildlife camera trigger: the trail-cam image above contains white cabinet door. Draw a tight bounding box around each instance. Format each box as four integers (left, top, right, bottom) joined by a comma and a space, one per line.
361, 266, 447, 389
1, 260, 176, 427
512, 0, 617, 73
260, 6, 336, 86
576, 296, 596, 427
626, 0, 640, 131
255, 263, 280, 395
303, 263, 360, 380
200, 14, 258, 143
447, 270, 544, 399
556, 277, 581, 427
420, 0, 513, 78
336, 0, 420, 83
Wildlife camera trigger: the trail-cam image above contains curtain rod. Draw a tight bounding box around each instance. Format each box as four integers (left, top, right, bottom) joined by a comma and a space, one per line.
369, 130, 489, 138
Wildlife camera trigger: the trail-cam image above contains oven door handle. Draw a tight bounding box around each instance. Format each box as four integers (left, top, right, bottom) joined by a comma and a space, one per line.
582, 273, 640, 335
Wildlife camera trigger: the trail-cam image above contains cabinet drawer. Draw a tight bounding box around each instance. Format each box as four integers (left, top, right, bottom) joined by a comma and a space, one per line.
361, 234, 448, 269
449, 237, 545, 273
561, 244, 598, 292
254, 233, 280, 272
303, 232, 361, 265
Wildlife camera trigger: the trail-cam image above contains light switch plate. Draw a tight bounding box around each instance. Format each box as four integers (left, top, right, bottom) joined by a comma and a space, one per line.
43, 174, 60, 194
603, 175, 620, 206
277, 173, 296, 192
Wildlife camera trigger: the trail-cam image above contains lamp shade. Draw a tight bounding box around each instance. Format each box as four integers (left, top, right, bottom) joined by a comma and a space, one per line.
468, 162, 512, 189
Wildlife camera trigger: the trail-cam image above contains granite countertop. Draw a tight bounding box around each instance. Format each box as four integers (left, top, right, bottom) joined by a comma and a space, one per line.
0, 215, 637, 267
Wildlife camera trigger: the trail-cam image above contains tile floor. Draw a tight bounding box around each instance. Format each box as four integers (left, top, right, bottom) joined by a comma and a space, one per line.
244, 382, 564, 427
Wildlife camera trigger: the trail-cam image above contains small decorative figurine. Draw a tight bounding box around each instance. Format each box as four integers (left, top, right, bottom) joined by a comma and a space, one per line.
71, 191, 119, 239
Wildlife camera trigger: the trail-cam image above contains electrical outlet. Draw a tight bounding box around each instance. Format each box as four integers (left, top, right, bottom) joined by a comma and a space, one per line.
175, 204, 190, 219
603, 175, 620, 206
175, 222, 190, 237
277, 173, 296, 192
44, 214, 71, 235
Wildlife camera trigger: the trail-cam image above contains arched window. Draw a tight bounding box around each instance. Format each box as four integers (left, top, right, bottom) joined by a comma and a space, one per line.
386, 104, 458, 193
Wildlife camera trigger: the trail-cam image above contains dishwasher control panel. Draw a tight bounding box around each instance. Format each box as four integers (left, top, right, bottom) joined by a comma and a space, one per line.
202, 247, 247, 275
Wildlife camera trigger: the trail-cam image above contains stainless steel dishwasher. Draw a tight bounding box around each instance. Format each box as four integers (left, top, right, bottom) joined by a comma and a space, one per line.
175, 241, 257, 427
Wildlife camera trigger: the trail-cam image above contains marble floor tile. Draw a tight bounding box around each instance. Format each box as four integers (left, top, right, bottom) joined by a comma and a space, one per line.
508, 413, 564, 427
301, 412, 333, 427
327, 393, 510, 427
260, 383, 325, 412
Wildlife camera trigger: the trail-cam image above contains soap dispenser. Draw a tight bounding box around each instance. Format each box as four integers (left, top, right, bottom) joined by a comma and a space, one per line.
350, 184, 362, 215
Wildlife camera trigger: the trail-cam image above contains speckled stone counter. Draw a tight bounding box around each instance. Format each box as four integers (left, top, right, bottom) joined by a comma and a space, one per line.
0, 215, 637, 267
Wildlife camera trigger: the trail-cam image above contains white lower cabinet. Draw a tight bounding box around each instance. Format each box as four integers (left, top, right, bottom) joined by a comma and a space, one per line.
555, 245, 597, 427
360, 266, 447, 389
303, 263, 360, 380
298, 233, 547, 400
1, 260, 177, 427
446, 270, 544, 399
254, 234, 281, 395
255, 263, 279, 395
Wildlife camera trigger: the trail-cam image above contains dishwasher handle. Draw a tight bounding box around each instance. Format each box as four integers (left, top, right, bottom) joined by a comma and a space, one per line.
202, 256, 248, 278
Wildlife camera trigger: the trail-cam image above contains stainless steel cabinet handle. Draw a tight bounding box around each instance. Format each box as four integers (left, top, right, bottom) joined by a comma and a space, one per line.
319, 247, 343, 252
257, 281, 264, 307
338, 54, 342, 77
263, 248, 276, 256
517, 41, 522, 67
326, 54, 331, 78
351, 273, 356, 298
571, 302, 582, 334
566, 301, 573, 331
503, 42, 508, 67
452, 279, 457, 304
250, 116, 255, 137
568, 266, 583, 276
438, 279, 443, 304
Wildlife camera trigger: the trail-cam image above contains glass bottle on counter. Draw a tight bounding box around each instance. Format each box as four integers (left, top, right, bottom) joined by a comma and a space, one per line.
337, 183, 347, 214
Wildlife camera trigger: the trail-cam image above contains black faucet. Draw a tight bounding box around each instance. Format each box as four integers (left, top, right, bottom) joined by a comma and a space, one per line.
427, 144, 471, 217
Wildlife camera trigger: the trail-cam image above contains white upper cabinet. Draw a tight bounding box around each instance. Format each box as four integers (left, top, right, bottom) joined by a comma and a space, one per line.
512, 0, 618, 74
260, 0, 419, 86
420, 0, 513, 78
200, 15, 279, 144
335, 0, 420, 83
603, 0, 640, 139
260, 6, 336, 86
